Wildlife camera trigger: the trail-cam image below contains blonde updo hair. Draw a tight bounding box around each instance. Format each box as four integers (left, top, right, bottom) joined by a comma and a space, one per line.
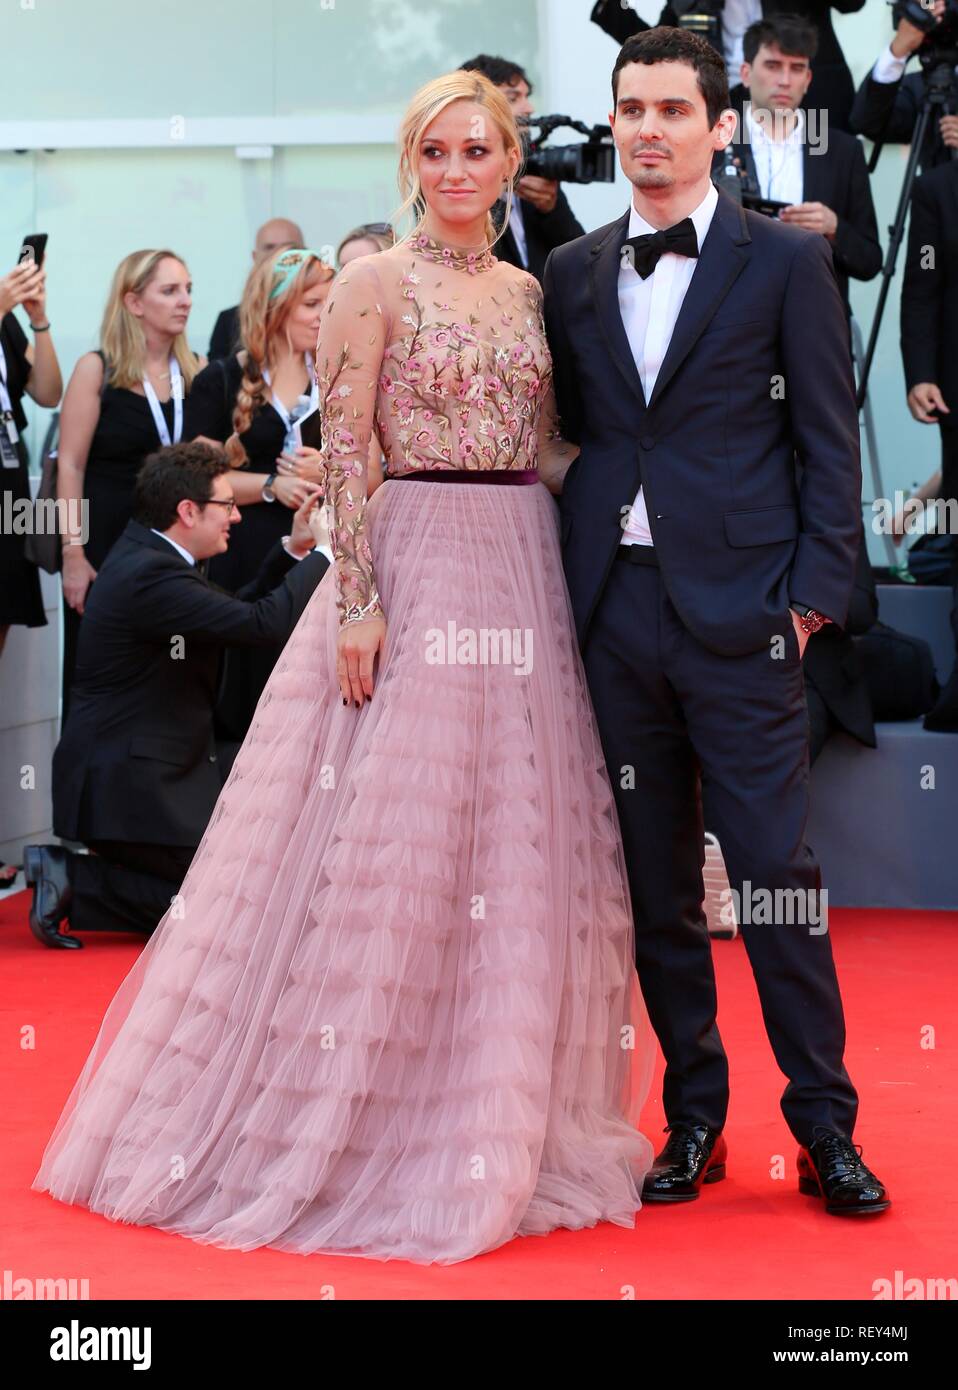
391, 69, 522, 253
99, 249, 201, 392
227, 250, 335, 467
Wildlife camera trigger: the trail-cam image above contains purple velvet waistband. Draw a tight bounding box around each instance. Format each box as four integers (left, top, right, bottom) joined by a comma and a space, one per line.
389, 468, 540, 486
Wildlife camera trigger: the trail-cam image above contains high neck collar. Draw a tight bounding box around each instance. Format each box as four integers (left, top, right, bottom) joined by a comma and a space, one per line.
409, 229, 496, 275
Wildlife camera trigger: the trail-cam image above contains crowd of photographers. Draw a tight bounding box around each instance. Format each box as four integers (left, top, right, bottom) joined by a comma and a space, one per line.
2, 6, 957, 944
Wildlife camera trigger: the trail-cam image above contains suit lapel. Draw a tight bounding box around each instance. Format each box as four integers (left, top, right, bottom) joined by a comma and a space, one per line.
588, 209, 647, 409
646, 187, 751, 411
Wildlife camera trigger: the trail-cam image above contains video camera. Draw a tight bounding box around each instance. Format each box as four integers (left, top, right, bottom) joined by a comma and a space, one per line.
892, 0, 958, 106
518, 114, 616, 184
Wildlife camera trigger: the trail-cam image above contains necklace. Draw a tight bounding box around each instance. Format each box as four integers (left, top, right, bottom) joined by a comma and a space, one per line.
409, 230, 496, 275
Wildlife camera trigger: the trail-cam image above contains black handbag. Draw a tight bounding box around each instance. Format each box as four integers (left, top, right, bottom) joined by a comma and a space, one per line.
23, 413, 62, 575
24, 351, 109, 575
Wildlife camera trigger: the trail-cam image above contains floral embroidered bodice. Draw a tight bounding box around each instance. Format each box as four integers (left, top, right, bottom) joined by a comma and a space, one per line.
314, 231, 577, 626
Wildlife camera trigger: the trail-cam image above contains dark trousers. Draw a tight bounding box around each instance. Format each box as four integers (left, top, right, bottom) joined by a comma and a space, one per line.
70, 839, 197, 936
581, 553, 859, 1146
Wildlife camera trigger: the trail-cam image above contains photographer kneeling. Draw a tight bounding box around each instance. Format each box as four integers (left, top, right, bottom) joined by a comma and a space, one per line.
24, 441, 328, 948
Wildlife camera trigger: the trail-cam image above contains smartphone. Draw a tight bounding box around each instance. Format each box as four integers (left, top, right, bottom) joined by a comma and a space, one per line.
18, 233, 48, 269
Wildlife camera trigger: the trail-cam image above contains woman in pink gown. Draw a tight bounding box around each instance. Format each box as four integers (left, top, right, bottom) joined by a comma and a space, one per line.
31, 70, 655, 1265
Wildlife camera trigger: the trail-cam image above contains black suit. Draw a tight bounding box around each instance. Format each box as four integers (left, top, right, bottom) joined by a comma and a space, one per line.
209, 305, 241, 361
543, 185, 861, 1144
851, 65, 958, 175
712, 124, 881, 317
53, 519, 326, 934
491, 189, 585, 282
591, 0, 865, 131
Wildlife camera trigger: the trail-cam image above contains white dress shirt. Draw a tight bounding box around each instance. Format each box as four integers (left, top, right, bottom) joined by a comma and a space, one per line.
871, 42, 908, 85
722, 0, 763, 78
872, 39, 958, 88
151, 528, 195, 565
618, 180, 719, 547
745, 105, 805, 206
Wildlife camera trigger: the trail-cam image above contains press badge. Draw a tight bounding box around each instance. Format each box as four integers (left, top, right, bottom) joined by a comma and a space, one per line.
0, 412, 20, 467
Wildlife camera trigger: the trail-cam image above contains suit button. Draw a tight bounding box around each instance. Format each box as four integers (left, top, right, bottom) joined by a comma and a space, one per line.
208, 753, 217, 763
641, 435, 655, 449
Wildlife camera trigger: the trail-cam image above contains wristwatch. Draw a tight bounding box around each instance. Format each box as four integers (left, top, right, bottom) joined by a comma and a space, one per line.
261, 471, 277, 503
790, 603, 829, 636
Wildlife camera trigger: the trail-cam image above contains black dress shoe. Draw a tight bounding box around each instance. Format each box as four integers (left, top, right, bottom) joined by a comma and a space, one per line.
642, 1122, 727, 1203
797, 1126, 890, 1215
22, 845, 82, 950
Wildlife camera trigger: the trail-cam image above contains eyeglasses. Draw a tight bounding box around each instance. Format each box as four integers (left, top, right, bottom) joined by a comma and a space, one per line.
359, 222, 393, 237
204, 498, 239, 515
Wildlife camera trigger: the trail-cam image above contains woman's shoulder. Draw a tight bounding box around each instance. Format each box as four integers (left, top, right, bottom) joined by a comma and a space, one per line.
496, 261, 543, 315
70, 349, 109, 391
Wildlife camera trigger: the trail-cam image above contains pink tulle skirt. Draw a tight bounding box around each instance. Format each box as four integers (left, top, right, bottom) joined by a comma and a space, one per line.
32, 476, 656, 1264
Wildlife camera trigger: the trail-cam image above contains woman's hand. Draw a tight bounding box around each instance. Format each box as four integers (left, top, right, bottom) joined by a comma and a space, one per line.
0, 261, 44, 318
61, 548, 97, 615
337, 616, 385, 708
21, 264, 47, 324
276, 446, 326, 489
272, 473, 315, 509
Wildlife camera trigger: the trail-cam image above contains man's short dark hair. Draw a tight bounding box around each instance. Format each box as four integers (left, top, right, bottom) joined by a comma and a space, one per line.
133, 441, 232, 531
743, 15, 819, 67
460, 53, 533, 95
611, 26, 729, 129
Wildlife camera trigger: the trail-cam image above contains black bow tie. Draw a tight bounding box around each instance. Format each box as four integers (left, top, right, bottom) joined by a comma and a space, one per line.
623, 217, 699, 279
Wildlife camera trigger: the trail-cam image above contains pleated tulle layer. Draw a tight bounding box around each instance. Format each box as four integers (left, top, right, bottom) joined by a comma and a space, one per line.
31, 477, 656, 1264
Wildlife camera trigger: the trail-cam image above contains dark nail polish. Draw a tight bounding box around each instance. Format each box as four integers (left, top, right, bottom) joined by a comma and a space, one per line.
342, 697, 348, 705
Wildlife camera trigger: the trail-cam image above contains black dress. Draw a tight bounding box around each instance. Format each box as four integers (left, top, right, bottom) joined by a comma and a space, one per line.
184, 354, 307, 743
0, 313, 46, 628
62, 351, 183, 715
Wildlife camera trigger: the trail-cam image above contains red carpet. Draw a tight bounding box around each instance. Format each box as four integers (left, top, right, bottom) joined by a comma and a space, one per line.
2, 891, 953, 1300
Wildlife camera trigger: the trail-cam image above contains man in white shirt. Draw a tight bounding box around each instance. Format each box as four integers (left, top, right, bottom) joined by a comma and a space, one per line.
544, 24, 888, 1216
850, 0, 958, 174
714, 14, 881, 317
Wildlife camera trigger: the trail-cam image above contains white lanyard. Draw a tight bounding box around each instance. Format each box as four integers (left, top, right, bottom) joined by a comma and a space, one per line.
263, 353, 317, 434
0, 340, 13, 415
142, 355, 183, 446
0, 339, 20, 447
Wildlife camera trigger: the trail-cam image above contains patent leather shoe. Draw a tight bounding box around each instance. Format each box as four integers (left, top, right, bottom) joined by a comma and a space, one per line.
798, 1127, 889, 1215
641, 1122, 727, 1202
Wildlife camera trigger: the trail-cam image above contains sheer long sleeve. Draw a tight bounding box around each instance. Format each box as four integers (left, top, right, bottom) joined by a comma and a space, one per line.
520, 273, 579, 496
535, 376, 580, 496
315, 258, 388, 627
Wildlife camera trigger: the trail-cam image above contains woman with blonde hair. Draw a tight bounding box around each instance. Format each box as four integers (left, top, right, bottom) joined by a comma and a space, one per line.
336, 221, 395, 267
56, 249, 202, 713
184, 247, 333, 748
34, 69, 655, 1264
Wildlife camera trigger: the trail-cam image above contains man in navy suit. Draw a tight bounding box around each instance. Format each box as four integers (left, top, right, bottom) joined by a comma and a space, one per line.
543, 26, 888, 1214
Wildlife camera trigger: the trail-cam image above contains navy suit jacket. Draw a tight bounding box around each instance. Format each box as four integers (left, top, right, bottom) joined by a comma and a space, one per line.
542, 183, 862, 656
